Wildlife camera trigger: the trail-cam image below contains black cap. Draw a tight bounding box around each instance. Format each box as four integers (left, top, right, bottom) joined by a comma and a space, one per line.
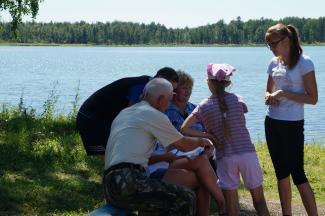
154, 67, 179, 82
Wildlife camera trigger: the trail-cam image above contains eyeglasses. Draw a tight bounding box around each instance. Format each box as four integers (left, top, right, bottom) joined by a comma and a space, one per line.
266, 37, 285, 49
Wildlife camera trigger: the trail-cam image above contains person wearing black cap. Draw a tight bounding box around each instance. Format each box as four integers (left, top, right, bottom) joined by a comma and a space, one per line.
76, 67, 179, 156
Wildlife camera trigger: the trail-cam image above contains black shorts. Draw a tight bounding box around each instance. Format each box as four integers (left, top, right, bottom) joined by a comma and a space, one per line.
76, 111, 110, 155
264, 116, 307, 185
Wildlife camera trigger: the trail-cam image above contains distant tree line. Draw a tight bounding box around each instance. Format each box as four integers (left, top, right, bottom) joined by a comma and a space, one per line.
0, 16, 325, 44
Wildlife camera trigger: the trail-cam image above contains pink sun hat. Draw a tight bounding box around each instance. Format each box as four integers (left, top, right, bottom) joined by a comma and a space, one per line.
207, 63, 236, 81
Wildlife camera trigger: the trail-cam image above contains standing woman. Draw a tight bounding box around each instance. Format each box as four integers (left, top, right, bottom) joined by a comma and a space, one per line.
264, 23, 318, 215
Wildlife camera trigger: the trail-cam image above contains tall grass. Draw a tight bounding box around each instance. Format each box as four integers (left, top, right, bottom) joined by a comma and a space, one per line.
0, 87, 105, 215
70, 80, 81, 119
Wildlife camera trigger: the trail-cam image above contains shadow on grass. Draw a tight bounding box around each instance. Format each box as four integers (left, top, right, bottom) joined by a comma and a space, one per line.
0, 118, 105, 215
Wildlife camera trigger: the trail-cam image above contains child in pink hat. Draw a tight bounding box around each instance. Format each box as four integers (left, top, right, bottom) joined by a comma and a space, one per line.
206, 63, 235, 81
181, 63, 270, 216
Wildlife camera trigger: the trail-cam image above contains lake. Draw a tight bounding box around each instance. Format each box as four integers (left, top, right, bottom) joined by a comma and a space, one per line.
0, 46, 324, 143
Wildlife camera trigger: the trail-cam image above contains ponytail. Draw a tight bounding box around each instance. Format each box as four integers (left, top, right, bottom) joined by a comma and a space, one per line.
214, 80, 232, 144
287, 25, 303, 68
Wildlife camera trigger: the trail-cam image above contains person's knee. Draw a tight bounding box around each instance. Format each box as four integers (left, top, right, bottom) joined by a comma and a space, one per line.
194, 155, 209, 165
163, 169, 199, 188
291, 170, 308, 185
275, 168, 290, 181
185, 155, 210, 172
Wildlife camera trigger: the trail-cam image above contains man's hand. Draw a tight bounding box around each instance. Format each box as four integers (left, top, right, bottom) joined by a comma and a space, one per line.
205, 133, 223, 150
202, 145, 214, 158
165, 152, 180, 163
200, 138, 215, 154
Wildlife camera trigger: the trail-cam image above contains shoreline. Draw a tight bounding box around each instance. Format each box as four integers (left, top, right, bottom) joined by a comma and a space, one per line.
1, 42, 325, 47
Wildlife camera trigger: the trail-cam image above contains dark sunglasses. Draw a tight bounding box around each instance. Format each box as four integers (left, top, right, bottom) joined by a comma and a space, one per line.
266, 37, 285, 49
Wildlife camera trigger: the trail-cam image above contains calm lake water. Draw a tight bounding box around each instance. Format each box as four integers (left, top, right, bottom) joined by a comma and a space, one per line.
0, 46, 324, 143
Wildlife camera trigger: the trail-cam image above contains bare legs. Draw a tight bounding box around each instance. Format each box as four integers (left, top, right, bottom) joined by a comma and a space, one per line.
222, 186, 269, 216
163, 168, 198, 188
250, 186, 270, 216
297, 182, 318, 216
222, 189, 240, 216
163, 168, 211, 216
196, 187, 211, 216
278, 177, 292, 215
277, 177, 318, 216
170, 156, 226, 214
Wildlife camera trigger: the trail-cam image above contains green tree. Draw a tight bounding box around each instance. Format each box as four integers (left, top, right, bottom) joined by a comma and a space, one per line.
0, 0, 43, 34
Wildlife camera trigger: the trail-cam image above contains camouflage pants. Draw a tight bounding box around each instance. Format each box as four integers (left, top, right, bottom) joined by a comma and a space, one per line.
103, 166, 196, 216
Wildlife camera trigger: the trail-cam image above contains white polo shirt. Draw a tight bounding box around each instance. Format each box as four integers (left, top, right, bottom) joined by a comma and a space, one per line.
105, 101, 183, 170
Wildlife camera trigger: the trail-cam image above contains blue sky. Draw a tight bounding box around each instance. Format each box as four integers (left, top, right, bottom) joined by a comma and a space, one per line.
1, 0, 325, 28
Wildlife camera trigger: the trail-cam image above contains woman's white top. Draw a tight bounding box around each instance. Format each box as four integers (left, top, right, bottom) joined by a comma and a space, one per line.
266, 55, 314, 121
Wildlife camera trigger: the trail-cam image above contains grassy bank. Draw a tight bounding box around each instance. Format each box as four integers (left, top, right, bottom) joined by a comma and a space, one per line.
0, 103, 324, 215
1, 41, 325, 47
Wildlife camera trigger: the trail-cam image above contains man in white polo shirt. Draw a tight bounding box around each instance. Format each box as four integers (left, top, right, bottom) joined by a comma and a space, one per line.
103, 78, 214, 216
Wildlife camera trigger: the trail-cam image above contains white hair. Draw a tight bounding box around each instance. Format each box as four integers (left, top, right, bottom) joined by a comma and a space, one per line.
143, 78, 173, 101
